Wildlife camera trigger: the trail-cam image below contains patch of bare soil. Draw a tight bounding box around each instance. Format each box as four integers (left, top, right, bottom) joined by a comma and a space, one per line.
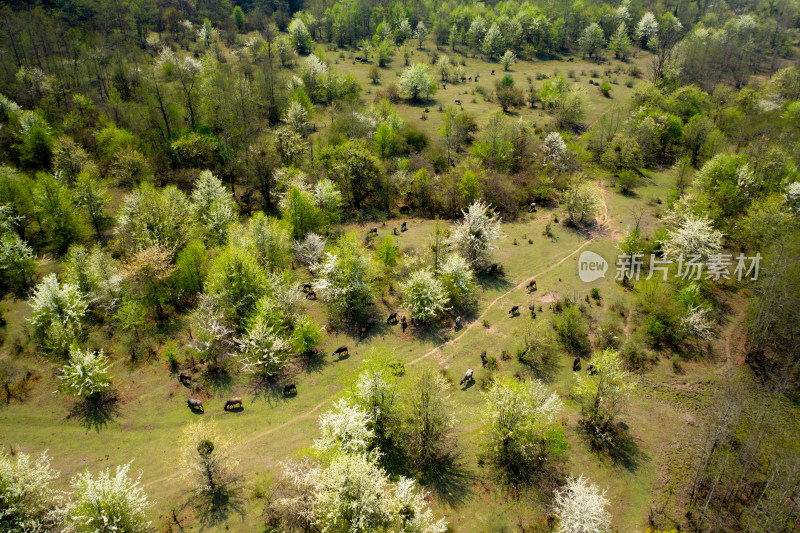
537, 291, 562, 304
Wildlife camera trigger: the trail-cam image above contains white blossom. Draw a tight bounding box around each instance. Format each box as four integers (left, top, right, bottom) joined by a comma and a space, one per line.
28, 274, 87, 353
543, 131, 568, 169
58, 346, 112, 399
400, 269, 450, 322
314, 398, 375, 455
553, 475, 612, 533
66, 463, 151, 533
784, 181, 800, 215
663, 214, 723, 259
447, 200, 504, 269
636, 12, 658, 42
0, 451, 62, 531
294, 232, 327, 268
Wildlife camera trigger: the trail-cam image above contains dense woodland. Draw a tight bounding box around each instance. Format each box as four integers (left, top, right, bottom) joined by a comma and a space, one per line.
1, 0, 800, 531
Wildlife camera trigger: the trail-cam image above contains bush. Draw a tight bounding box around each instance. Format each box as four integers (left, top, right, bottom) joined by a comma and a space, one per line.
552, 302, 590, 355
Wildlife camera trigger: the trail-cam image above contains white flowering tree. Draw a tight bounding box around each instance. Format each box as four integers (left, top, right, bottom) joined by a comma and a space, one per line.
447, 200, 504, 270
58, 347, 112, 400
63, 245, 122, 313
784, 181, 800, 215
293, 232, 327, 268
0, 451, 62, 531
437, 254, 476, 306
553, 475, 612, 533
500, 50, 517, 71
635, 12, 659, 46
236, 318, 290, 378
315, 234, 376, 318
28, 274, 87, 355
288, 18, 313, 54
313, 179, 342, 229
571, 348, 634, 435
682, 306, 714, 338
191, 170, 237, 244
314, 452, 394, 532
563, 181, 603, 225
662, 214, 723, 259
392, 477, 448, 533
314, 399, 375, 455
543, 132, 568, 170
399, 64, 437, 101
482, 378, 565, 478
401, 269, 449, 322
66, 463, 150, 533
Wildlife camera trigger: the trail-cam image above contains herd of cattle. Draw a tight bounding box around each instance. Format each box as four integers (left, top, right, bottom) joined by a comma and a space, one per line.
182, 232, 594, 413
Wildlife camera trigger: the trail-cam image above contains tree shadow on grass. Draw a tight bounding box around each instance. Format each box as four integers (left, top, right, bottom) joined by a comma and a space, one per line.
518, 353, 561, 383
417, 450, 475, 507
191, 483, 247, 529
248, 375, 290, 407
580, 420, 649, 473
67, 390, 120, 433
476, 273, 514, 293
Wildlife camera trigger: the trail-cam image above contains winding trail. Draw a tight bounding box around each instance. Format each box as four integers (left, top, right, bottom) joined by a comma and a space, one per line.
145, 202, 612, 490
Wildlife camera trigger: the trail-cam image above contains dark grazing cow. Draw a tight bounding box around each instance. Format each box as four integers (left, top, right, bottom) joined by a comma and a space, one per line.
399, 205, 411, 214
528, 202, 537, 212
387, 312, 398, 324
509, 305, 519, 315
442, 83, 447, 89
480, 351, 488, 365
489, 263, 499, 274
455, 99, 462, 105
460, 368, 474, 386
527, 280, 537, 291
401, 316, 408, 332
568, 57, 574, 61
491, 69, 495, 75
179, 371, 192, 384
461, 76, 467, 82
573, 357, 581, 371
332, 345, 349, 357
187, 398, 203, 411
454, 316, 462, 329
370, 227, 378, 234
468, 77, 472, 82
224, 397, 242, 410
306, 290, 316, 300
401, 221, 407, 231
283, 384, 297, 396
302, 282, 313, 292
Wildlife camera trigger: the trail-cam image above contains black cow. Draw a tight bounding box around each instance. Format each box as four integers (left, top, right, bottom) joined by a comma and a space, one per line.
442, 83, 447, 89
187, 398, 203, 411
224, 397, 242, 410
283, 384, 297, 396
527, 280, 537, 291
455, 316, 462, 330
401, 316, 408, 332
370, 227, 378, 234
401, 221, 407, 231
568, 57, 574, 62
179, 371, 192, 384
491, 69, 495, 75
332, 345, 349, 357
508, 305, 519, 315
489, 263, 499, 274
528, 202, 537, 212
460, 368, 474, 386
480, 351, 488, 365
573, 357, 581, 371
387, 312, 398, 324
306, 290, 316, 300
399, 205, 411, 214
302, 282, 313, 292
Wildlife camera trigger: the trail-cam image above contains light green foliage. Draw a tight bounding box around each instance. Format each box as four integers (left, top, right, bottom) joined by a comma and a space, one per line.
321, 140, 382, 211
482, 378, 565, 476
280, 182, 322, 240
238, 212, 291, 272
563, 180, 603, 224
171, 239, 208, 301
399, 64, 437, 101
0, 451, 62, 532
457, 170, 481, 204
375, 236, 399, 268
608, 23, 632, 59
33, 173, 85, 253
401, 269, 449, 322
499, 50, 516, 71
0, 232, 36, 293
348, 351, 400, 440
571, 348, 634, 430
14, 111, 54, 170
291, 315, 323, 355
601, 134, 643, 172
539, 75, 570, 109
231, 6, 245, 32
315, 234, 376, 317
205, 244, 266, 322
437, 253, 475, 305
74, 172, 111, 237
578, 23, 605, 59
57, 346, 112, 399
191, 170, 238, 244
62, 245, 121, 311
28, 274, 87, 355
115, 184, 195, 254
